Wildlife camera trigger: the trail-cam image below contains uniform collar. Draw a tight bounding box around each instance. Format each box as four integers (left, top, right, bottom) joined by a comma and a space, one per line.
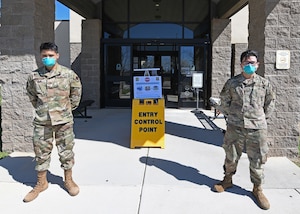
39, 64, 61, 78
238, 73, 257, 85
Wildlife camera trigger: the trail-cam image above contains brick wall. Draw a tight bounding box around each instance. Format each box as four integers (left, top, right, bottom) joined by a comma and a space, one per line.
249, 0, 300, 157
81, 19, 101, 107
0, 0, 54, 152
211, 19, 232, 97
70, 43, 82, 77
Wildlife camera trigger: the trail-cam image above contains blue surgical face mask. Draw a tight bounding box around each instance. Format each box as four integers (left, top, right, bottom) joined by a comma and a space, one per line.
243, 64, 256, 75
42, 57, 56, 67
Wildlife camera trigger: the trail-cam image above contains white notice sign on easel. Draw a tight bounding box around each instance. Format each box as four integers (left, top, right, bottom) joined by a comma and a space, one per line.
192, 72, 203, 88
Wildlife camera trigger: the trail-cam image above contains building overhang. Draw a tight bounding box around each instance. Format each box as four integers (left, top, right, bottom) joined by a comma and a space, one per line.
217, 0, 248, 18
58, 0, 248, 20
58, 0, 98, 19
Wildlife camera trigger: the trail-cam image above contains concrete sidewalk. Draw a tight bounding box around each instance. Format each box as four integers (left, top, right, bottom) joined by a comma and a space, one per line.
0, 108, 300, 214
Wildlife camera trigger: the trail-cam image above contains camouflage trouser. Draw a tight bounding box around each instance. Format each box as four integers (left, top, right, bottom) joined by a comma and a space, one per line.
222, 124, 268, 185
33, 122, 75, 171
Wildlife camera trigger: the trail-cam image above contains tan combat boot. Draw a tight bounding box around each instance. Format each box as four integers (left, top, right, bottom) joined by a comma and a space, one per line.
252, 184, 270, 210
64, 169, 80, 196
213, 174, 233, 192
23, 170, 48, 202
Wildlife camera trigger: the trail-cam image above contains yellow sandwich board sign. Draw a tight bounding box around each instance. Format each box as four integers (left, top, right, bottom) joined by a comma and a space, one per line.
130, 99, 165, 148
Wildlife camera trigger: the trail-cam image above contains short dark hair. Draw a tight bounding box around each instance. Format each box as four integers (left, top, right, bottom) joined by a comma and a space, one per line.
240, 50, 258, 63
40, 42, 58, 53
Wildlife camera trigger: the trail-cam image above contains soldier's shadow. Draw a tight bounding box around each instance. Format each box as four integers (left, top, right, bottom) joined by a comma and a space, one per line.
140, 156, 256, 201
0, 156, 64, 188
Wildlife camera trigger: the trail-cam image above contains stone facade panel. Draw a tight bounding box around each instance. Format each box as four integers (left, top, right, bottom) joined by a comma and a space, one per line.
249, 0, 300, 157
268, 75, 289, 89
0, 0, 55, 152
290, 51, 300, 63
290, 2, 300, 14
272, 1, 291, 14
264, 65, 279, 76
269, 119, 288, 136
266, 14, 278, 26
276, 38, 290, 49
264, 50, 276, 64
272, 137, 299, 149
287, 124, 300, 137
277, 27, 291, 39
291, 26, 300, 38
269, 27, 291, 39
268, 148, 287, 157
278, 14, 291, 26
275, 89, 296, 111
81, 19, 101, 107
1, 119, 13, 132
211, 19, 231, 98
0, 134, 14, 152
286, 148, 300, 158
289, 38, 300, 50
265, 38, 276, 49
290, 14, 300, 26
12, 135, 33, 152
287, 92, 299, 112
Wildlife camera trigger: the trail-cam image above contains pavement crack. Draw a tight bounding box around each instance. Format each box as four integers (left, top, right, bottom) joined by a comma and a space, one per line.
137, 148, 150, 214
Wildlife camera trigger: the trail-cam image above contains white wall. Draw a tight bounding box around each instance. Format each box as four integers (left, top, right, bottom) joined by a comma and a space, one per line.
70, 10, 84, 43
230, 5, 249, 44
55, 21, 70, 68
54, 10, 84, 68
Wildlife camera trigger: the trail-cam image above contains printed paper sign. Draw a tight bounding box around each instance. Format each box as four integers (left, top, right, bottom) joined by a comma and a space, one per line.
192, 72, 203, 88
276, 50, 290, 69
133, 76, 162, 99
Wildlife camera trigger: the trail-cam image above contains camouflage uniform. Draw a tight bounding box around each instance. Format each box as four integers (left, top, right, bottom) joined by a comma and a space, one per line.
219, 73, 275, 185
26, 64, 82, 171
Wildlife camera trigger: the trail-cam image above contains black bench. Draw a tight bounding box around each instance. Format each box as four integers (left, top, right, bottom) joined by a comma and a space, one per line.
73, 100, 95, 118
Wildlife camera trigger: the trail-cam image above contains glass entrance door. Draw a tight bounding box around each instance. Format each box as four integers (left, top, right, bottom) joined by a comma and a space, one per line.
178, 45, 207, 108
132, 48, 179, 108
103, 42, 208, 108
162, 55, 179, 108
104, 45, 132, 107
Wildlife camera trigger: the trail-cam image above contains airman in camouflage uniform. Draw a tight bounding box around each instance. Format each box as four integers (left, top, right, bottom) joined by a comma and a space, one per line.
23, 42, 82, 202
213, 50, 275, 210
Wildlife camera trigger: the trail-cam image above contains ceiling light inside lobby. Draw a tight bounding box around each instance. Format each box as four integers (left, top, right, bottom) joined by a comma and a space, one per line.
153, 0, 161, 7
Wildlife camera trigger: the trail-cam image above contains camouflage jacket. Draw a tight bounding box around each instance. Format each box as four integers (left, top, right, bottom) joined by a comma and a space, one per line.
26, 64, 82, 125
219, 73, 275, 129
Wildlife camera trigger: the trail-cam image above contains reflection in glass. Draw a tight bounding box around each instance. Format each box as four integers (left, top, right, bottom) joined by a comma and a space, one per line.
161, 56, 171, 90
121, 46, 131, 76
106, 45, 131, 76
107, 80, 131, 99
141, 56, 154, 68
180, 46, 194, 76
180, 46, 195, 101
105, 45, 132, 104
